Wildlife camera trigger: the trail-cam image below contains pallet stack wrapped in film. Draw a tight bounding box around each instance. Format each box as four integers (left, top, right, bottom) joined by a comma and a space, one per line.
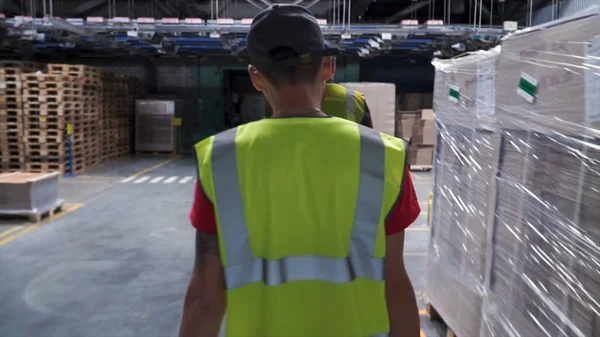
425, 8, 600, 337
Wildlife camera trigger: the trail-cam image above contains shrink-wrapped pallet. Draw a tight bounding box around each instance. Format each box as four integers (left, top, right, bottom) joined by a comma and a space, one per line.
482, 8, 600, 337
425, 46, 501, 337
425, 7, 600, 337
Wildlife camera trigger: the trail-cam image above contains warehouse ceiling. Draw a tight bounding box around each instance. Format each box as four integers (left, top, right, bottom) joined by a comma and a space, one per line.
0, 0, 552, 24
0, 0, 553, 58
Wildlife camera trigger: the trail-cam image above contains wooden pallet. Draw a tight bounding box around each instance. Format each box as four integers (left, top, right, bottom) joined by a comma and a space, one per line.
410, 165, 433, 172
425, 303, 458, 337
0, 201, 64, 223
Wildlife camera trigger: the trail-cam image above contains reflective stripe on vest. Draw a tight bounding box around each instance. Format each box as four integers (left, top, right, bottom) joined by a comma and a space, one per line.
211, 126, 386, 290
346, 89, 358, 122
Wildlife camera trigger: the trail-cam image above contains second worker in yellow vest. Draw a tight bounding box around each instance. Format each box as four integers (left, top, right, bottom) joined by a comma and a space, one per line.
322, 81, 374, 127
179, 4, 422, 337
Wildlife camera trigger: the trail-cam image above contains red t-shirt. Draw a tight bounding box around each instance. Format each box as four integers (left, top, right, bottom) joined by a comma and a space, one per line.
190, 169, 421, 236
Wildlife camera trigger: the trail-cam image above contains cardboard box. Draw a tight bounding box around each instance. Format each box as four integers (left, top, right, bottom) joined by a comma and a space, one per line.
341, 82, 396, 136
403, 93, 423, 111
414, 146, 434, 165
395, 111, 419, 140
421, 120, 436, 145
422, 93, 434, 109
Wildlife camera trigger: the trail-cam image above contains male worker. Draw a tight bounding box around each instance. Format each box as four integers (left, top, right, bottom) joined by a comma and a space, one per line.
322, 61, 374, 128
180, 4, 421, 337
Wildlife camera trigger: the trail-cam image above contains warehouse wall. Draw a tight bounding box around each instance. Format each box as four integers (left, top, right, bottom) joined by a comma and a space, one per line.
560, 0, 599, 16
82, 56, 361, 153
360, 57, 435, 93
533, 0, 599, 24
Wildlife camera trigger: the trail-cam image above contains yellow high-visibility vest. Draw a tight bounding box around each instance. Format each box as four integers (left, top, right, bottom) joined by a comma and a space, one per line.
322, 82, 366, 123
195, 116, 407, 337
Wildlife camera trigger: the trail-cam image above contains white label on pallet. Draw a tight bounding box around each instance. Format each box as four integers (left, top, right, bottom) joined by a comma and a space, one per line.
161, 17, 179, 24
316, 19, 327, 25
241, 18, 253, 25
86, 16, 105, 23
184, 18, 203, 24
448, 84, 460, 103
113, 17, 131, 23
217, 18, 234, 24
137, 17, 155, 23
585, 35, 600, 124
476, 58, 496, 117
517, 72, 538, 104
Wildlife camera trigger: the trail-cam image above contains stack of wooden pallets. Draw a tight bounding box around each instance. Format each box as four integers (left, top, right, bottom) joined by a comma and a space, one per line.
47, 64, 102, 170
0, 62, 43, 173
20, 64, 101, 174
100, 72, 135, 162
1, 62, 145, 175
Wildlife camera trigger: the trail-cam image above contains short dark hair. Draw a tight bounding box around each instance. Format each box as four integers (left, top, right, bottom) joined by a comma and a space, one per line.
260, 47, 323, 86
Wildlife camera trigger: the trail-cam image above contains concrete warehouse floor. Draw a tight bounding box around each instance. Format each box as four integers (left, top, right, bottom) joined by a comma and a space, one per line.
0, 155, 446, 337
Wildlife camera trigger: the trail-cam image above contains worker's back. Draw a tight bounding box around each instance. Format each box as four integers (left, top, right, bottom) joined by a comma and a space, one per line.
322, 82, 367, 123
196, 116, 407, 337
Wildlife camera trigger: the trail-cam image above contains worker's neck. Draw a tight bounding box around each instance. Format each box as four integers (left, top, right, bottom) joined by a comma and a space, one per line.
270, 86, 325, 118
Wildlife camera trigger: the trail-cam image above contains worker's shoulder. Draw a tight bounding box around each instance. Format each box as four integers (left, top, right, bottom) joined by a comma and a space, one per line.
194, 127, 239, 155
328, 82, 364, 95
358, 125, 407, 152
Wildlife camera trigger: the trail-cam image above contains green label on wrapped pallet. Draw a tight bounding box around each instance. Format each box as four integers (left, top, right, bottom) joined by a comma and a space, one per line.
448, 85, 460, 103
517, 72, 538, 104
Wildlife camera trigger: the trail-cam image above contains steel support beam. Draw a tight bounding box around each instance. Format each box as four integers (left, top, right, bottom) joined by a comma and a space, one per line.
475, 2, 498, 24
69, 0, 107, 16
242, 0, 266, 11
151, 0, 176, 16
384, 0, 431, 23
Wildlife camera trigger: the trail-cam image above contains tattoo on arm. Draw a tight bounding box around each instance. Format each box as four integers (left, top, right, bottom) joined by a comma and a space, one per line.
196, 231, 220, 257
195, 231, 220, 268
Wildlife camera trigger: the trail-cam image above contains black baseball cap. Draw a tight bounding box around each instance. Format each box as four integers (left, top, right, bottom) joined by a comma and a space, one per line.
247, 4, 338, 72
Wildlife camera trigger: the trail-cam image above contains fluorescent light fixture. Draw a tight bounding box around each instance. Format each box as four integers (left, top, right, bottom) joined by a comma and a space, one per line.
381, 33, 392, 40
451, 43, 465, 51
368, 40, 380, 49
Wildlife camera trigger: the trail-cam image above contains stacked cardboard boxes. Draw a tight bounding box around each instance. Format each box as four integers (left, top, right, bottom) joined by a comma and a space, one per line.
424, 9, 600, 337
395, 109, 436, 166
409, 109, 436, 166
339, 82, 396, 136
400, 92, 434, 111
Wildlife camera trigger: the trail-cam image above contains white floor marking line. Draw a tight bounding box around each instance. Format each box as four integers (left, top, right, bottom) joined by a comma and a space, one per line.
134, 176, 151, 184
120, 176, 136, 183
150, 176, 165, 183
179, 176, 193, 184
164, 176, 178, 184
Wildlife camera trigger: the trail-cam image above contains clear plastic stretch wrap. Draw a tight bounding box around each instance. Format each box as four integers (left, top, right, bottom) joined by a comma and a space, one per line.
425, 8, 600, 337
